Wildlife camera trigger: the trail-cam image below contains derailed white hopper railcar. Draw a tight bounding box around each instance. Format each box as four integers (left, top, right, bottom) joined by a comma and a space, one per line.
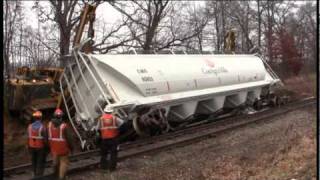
60, 50, 281, 148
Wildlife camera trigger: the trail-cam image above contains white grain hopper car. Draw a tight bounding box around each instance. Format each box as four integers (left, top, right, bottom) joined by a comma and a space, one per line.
60, 50, 281, 148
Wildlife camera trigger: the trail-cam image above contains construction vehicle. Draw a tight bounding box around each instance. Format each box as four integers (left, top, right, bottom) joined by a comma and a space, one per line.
7, 2, 98, 122
7, 66, 63, 121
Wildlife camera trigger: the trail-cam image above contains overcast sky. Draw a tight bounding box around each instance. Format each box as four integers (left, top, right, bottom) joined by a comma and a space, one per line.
22, 1, 308, 29
23, 1, 123, 28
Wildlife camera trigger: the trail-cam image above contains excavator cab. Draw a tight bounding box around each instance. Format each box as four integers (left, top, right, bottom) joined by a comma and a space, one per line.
7, 67, 63, 121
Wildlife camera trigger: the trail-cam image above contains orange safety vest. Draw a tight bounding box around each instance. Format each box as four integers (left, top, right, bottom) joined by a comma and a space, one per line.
100, 114, 119, 139
48, 122, 70, 156
28, 123, 45, 148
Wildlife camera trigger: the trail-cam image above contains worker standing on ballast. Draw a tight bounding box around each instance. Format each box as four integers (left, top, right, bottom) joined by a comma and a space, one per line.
48, 109, 74, 180
27, 110, 48, 178
98, 107, 124, 171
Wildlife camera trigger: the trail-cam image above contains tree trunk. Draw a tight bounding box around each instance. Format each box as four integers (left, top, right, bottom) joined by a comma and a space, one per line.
257, 0, 261, 48
198, 33, 203, 52
143, 15, 161, 51
59, 28, 71, 66
267, 1, 274, 62
215, 12, 220, 52
221, 2, 226, 52
213, 2, 223, 52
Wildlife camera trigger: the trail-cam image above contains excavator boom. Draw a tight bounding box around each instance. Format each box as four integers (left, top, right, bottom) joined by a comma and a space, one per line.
56, 2, 98, 109
73, 3, 97, 53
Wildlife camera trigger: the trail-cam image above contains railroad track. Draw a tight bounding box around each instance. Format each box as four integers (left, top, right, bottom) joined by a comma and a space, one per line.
4, 97, 315, 180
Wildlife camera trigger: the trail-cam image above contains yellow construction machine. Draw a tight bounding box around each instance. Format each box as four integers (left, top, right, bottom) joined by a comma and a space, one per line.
7, 2, 98, 121
7, 66, 63, 121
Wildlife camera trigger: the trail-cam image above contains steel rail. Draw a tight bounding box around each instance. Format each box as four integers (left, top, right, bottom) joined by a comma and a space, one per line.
3, 97, 315, 180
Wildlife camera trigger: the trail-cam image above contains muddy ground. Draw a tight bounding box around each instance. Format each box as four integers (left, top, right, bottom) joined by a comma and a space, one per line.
70, 105, 316, 180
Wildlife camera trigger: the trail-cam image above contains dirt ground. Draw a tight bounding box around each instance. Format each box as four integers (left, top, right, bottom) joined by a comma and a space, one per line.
3, 117, 82, 168
3, 75, 316, 176
70, 106, 316, 180
3, 113, 31, 167
282, 73, 316, 98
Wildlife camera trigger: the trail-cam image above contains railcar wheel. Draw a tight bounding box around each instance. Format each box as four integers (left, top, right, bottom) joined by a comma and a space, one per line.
253, 98, 262, 110
275, 97, 282, 106
133, 115, 149, 137
268, 95, 277, 107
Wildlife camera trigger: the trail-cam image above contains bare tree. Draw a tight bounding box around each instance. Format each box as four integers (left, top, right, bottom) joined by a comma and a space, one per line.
109, 1, 207, 52
109, 0, 170, 51
3, 0, 22, 78
34, 0, 83, 60
176, 2, 210, 52
256, 0, 262, 48
3, 0, 317, 78
92, 17, 135, 54
205, 1, 227, 52
224, 1, 255, 53
20, 26, 59, 67
296, 2, 316, 71
156, 2, 208, 51
264, 1, 281, 62
205, 1, 251, 53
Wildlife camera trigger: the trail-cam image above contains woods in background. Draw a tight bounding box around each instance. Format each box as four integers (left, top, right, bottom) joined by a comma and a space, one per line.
3, 0, 317, 79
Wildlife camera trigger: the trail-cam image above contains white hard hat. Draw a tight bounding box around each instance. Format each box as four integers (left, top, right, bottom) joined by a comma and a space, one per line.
104, 106, 114, 113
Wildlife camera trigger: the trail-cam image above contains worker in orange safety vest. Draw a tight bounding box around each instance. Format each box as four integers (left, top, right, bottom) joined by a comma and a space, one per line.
48, 108, 74, 180
27, 110, 48, 178
97, 107, 124, 171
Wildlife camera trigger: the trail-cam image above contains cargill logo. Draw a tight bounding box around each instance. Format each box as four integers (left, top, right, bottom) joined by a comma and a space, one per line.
204, 59, 215, 67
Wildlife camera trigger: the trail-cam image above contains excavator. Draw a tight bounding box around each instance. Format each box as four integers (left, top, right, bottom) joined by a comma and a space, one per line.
7, 66, 63, 121
8, 2, 98, 121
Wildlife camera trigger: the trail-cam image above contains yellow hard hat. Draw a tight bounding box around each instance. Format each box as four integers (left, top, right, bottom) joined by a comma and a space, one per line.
32, 111, 42, 119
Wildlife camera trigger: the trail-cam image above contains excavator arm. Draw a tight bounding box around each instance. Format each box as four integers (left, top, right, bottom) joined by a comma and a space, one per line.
73, 3, 97, 53
56, 3, 98, 109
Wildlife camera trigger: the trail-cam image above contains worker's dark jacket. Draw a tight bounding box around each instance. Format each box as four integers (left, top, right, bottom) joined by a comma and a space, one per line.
51, 118, 75, 154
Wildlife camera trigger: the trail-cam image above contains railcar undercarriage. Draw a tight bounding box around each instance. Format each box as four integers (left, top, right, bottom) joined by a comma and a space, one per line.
75, 90, 289, 150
